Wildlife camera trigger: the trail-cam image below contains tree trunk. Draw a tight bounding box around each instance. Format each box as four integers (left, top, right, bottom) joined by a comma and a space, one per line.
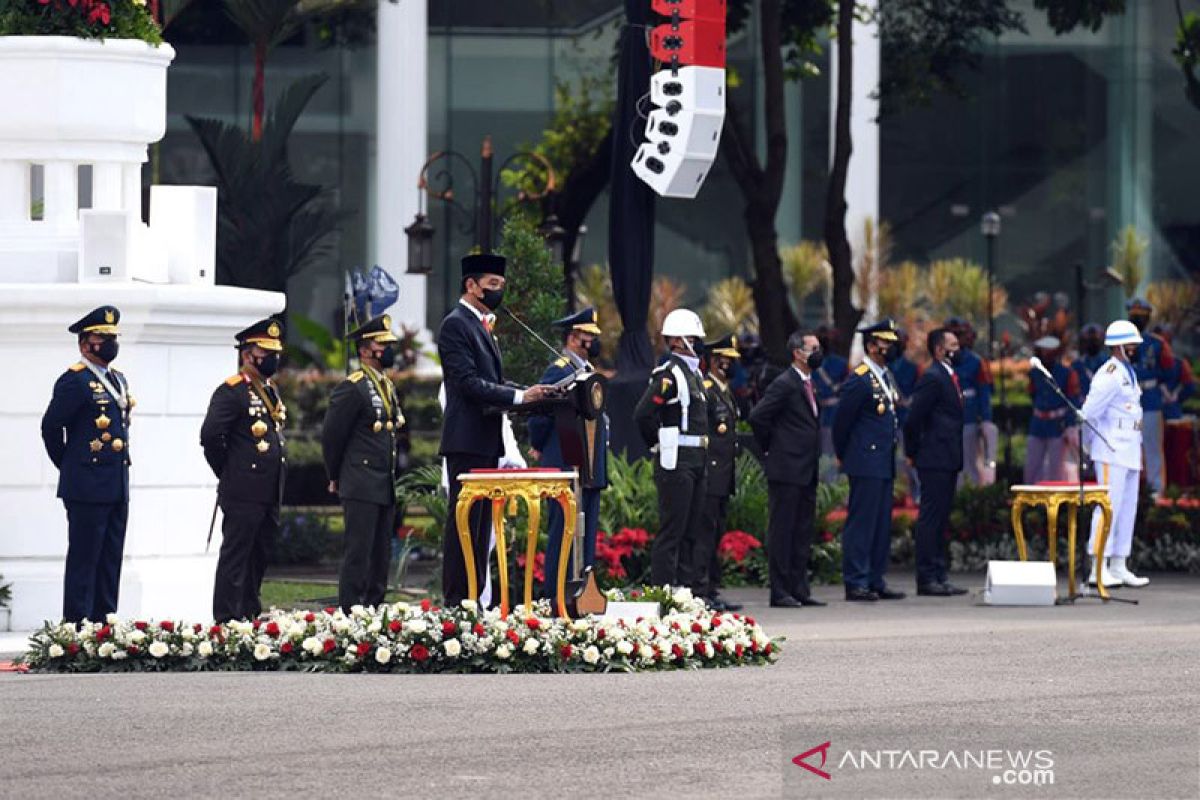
557, 128, 614, 306
824, 0, 862, 357
746, 204, 796, 364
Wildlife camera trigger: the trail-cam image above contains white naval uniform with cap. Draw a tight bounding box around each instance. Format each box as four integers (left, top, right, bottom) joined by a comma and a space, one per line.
1083, 356, 1143, 557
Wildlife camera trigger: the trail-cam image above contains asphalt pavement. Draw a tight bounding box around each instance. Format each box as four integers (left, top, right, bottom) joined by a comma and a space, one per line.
1, 573, 1198, 799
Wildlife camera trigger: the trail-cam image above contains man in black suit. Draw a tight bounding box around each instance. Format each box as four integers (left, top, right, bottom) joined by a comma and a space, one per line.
748, 330, 826, 608
903, 328, 969, 597
437, 253, 552, 606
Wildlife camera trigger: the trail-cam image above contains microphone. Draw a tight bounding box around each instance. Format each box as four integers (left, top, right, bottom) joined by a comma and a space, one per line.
1028, 356, 1053, 379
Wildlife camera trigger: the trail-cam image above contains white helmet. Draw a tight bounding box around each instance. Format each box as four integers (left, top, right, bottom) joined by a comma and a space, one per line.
661, 308, 706, 339
1104, 319, 1143, 347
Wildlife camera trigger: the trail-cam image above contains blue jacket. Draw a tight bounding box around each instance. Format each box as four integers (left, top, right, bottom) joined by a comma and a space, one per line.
528, 352, 608, 488
1132, 334, 1174, 412
1028, 361, 1080, 438
953, 349, 993, 424
1072, 352, 1108, 398
1161, 357, 1195, 421
832, 363, 898, 479
888, 355, 918, 426
41, 362, 131, 504
813, 354, 849, 427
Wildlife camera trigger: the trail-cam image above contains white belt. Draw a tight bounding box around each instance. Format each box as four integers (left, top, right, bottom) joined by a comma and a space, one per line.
962, 388, 977, 398
1139, 379, 1158, 389
1115, 419, 1143, 431
678, 434, 708, 448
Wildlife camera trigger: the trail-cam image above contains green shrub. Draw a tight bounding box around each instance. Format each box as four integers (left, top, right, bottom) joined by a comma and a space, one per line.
271, 510, 341, 566
598, 454, 659, 535
0, 0, 162, 44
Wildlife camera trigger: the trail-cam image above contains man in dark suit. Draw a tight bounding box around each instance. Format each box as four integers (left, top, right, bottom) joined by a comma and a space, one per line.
834, 319, 905, 602
41, 305, 133, 623
903, 328, 969, 597
322, 314, 406, 611
437, 253, 552, 606
200, 319, 287, 622
749, 330, 826, 608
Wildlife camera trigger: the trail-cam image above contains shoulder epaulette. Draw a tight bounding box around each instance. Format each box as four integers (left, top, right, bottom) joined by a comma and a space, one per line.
554, 357, 569, 368
703, 379, 713, 389
68, 362, 85, 372
224, 373, 244, 386
854, 364, 870, 376
650, 363, 670, 375
348, 370, 365, 383
1105, 363, 1117, 373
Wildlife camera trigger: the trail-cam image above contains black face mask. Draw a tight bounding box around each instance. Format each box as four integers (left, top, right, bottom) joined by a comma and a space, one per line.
585, 338, 602, 359
481, 288, 504, 311
1122, 345, 1138, 362
1129, 315, 1148, 332
378, 345, 397, 369
92, 338, 119, 364
805, 349, 824, 370
1082, 340, 1101, 357
948, 349, 964, 367
253, 352, 280, 378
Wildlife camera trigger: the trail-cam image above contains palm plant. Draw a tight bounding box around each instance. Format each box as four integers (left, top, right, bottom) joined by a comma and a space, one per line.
852, 218, 893, 312
1145, 280, 1200, 333
1110, 224, 1148, 299
573, 264, 622, 363
701, 276, 758, 337
780, 240, 831, 322
649, 276, 688, 354
877, 260, 922, 321
185, 73, 343, 292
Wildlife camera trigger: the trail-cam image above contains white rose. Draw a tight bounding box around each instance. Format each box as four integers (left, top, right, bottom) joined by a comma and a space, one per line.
148, 641, 169, 659
523, 638, 539, 655
444, 639, 462, 658
106, 613, 119, 625
367, 621, 382, 634
375, 647, 392, 664
406, 619, 427, 635
181, 643, 194, 657
98, 642, 115, 658
459, 599, 478, 612
583, 646, 600, 665
181, 629, 196, 642
48, 644, 65, 659
672, 586, 694, 604
616, 640, 633, 656
639, 644, 654, 661
333, 619, 350, 634
197, 641, 214, 658
495, 644, 512, 660
725, 640, 738, 654
302, 637, 322, 655
129, 630, 146, 645
111, 650, 127, 661
287, 623, 306, 638
571, 619, 590, 633
253, 643, 272, 661
604, 647, 615, 658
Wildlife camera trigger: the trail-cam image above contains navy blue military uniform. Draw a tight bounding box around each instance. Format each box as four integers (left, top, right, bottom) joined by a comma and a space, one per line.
40, 305, 132, 623
694, 335, 741, 604
833, 319, 903, 600
528, 307, 608, 598
200, 319, 287, 622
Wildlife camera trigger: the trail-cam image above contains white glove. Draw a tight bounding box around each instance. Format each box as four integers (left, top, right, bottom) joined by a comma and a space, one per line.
498, 413, 527, 469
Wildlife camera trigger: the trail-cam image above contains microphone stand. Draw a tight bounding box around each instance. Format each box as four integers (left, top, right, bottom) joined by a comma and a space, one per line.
1032, 363, 1137, 605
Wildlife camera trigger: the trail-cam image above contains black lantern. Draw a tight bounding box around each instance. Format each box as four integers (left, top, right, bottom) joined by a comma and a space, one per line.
404, 212, 435, 275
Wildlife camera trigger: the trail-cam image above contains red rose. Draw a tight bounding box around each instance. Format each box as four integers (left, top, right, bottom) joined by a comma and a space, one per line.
505, 630, 519, 644
96, 625, 111, 641
265, 622, 280, 637
388, 620, 402, 634
159, 621, 175, 633
208, 625, 222, 638
127, 645, 139, 655
304, 612, 316, 623
472, 623, 485, 637
356, 642, 370, 657
671, 644, 684, 660
252, 619, 262, 631
441, 621, 457, 636
525, 617, 540, 630
745, 616, 755, 626
690, 622, 703, 634
410, 643, 429, 662
281, 642, 293, 654
67, 643, 80, 655
193, 623, 202, 634
134, 621, 147, 631
735, 644, 744, 658
596, 628, 606, 640
324, 606, 336, 615
764, 643, 773, 656
750, 640, 759, 653
560, 644, 573, 659
322, 639, 336, 654
420, 599, 432, 612
711, 616, 722, 627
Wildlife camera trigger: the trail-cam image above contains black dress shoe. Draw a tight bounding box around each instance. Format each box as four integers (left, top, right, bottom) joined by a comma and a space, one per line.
710, 591, 743, 611
797, 597, 827, 607
917, 582, 954, 596
943, 582, 968, 596
845, 587, 879, 602
873, 587, 907, 600
770, 595, 803, 608
705, 596, 730, 612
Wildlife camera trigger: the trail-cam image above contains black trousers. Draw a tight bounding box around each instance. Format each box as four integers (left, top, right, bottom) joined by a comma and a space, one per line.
443, 453, 495, 607
651, 457, 707, 587
63, 501, 127, 623
915, 469, 957, 586
339, 500, 394, 611
213, 500, 279, 622
766, 481, 816, 602
690, 493, 728, 597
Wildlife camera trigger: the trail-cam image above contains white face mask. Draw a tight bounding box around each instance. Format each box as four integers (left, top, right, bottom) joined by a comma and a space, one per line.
678, 353, 701, 374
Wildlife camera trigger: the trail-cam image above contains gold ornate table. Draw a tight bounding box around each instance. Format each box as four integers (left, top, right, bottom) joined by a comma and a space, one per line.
1009, 484, 1114, 599
455, 469, 578, 618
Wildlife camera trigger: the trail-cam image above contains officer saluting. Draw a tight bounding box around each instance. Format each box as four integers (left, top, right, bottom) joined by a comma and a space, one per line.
833, 319, 905, 602
1082, 320, 1150, 589
695, 334, 742, 611
200, 319, 287, 622
41, 305, 134, 623
322, 314, 405, 611
634, 309, 709, 588
527, 307, 608, 599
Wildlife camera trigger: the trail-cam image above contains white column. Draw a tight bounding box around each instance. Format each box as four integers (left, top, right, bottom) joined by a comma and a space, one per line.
830, 0, 880, 319
0, 161, 29, 221
92, 162, 123, 211
43, 162, 78, 226
121, 162, 142, 216
375, 0, 429, 335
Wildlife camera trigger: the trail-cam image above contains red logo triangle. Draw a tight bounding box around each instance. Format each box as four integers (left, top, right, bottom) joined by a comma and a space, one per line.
792, 741, 832, 780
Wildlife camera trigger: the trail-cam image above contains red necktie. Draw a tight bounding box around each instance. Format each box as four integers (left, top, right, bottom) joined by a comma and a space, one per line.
482, 315, 495, 334
950, 369, 962, 404
803, 377, 817, 416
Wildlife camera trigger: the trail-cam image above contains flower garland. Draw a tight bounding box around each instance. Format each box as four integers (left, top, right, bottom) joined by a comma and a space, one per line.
19, 588, 781, 674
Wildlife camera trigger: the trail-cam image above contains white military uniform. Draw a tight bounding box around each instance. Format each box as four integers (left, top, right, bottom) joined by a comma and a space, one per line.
1082, 357, 1142, 559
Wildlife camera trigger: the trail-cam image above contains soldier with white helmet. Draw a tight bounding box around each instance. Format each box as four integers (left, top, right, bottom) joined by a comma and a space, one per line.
1081, 319, 1150, 588
634, 309, 710, 588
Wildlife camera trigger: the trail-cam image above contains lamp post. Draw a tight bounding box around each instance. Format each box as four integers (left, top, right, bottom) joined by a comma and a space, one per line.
404, 135, 560, 275
980, 211, 1005, 478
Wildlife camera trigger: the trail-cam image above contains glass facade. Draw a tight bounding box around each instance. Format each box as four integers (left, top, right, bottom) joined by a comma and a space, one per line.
156, 2, 1196, 336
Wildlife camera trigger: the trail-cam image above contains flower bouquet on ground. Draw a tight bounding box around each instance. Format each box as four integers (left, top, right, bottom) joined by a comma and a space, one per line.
20, 588, 781, 674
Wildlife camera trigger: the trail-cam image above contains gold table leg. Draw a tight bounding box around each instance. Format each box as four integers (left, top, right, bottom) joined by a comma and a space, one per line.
1094, 499, 1114, 601
554, 492, 577, 619
1066, 502, 1079, 598
493, 498, 510, 617
1045, 501, 1060, 567
524, 499, 541, 613
1010, 499, 1029, 561
455, 494, 481, 604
